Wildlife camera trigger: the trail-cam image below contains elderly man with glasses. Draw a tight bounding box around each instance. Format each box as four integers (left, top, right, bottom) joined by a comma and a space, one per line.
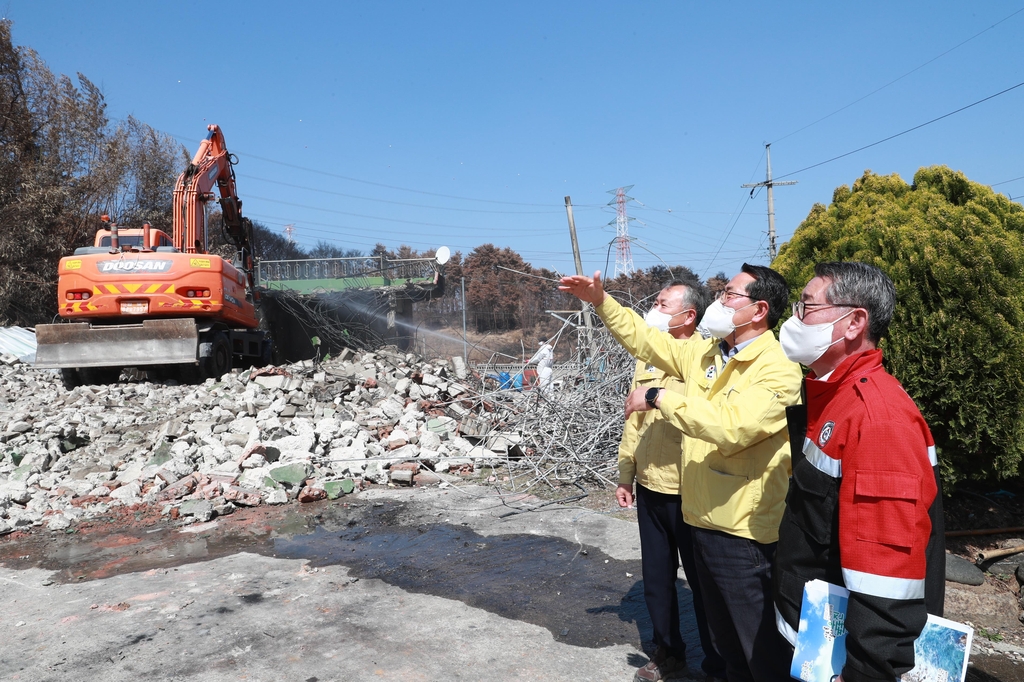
560, 263, 802, 682
773, 262, 944, 682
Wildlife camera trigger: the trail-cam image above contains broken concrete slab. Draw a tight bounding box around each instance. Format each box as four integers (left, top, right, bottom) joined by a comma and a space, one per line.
179, 498, 215, 522
323, 479, 355, 499
268, 462, 312, 487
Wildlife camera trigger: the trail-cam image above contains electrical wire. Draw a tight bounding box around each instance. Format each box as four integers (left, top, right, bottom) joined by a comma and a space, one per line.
991, 175, 1024, 187
771, 5, 1024, 144
700, 195, 754, 279
245, 195, 579, 233
775, 80, 1024, 180
241, 174, 575, 215
166, 131, 580, 209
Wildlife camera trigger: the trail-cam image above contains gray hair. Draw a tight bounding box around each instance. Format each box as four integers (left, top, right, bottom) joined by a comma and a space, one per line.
663, 279, 712, 320
813, 262, 896, 344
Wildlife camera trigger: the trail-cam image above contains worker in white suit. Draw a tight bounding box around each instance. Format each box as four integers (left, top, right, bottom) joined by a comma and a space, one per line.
528, 338, 554, 393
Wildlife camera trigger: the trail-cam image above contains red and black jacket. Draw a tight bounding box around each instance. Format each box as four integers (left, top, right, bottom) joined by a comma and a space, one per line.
774, 349, 945, 682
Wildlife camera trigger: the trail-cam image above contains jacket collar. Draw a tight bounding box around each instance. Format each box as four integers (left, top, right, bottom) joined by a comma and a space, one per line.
805, 349, 884, 401
711, 328, 777, 363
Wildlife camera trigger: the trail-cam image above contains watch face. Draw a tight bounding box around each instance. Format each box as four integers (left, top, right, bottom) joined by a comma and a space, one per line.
646, 388, 660, 405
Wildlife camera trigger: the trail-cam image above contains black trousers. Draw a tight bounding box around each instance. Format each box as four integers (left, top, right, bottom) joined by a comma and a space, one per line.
635, 484, 726, 677
691, 526, 792, 682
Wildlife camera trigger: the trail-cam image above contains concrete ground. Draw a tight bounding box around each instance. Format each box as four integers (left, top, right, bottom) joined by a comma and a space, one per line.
0, 486, 712, 682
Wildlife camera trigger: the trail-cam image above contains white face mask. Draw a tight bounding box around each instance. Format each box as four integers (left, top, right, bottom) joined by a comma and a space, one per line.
779, 310, 855, 366
643, 308, 693, 333
700, 299, 755, 339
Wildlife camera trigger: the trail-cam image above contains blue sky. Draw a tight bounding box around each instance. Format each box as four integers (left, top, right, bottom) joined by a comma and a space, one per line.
6, 2, 1024, 280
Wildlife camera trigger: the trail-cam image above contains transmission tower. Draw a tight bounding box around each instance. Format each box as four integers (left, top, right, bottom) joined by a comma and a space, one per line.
742, 144, 797, 261
607, 185, 636, 277
284, 223, 296, 243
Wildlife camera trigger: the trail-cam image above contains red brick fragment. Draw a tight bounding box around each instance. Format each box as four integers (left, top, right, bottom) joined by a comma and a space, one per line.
223, 485, 262, 507
156, 474, 198, 502
297, 486, 326, 503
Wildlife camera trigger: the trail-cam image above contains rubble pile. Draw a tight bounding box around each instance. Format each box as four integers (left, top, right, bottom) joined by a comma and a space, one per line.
0, 323, 638, 534
0, 347, 528, 533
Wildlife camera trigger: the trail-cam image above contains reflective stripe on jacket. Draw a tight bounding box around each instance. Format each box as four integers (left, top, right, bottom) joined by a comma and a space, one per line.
773, 349, 944, 682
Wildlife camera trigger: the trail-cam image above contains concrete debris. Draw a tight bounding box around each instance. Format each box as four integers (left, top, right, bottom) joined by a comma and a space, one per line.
0, 323, 637, 531
0, 346, 534, 530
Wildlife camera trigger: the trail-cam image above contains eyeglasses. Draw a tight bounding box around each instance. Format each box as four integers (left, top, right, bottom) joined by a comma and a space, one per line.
791, 301, 858, 320
718, 289, 756, 304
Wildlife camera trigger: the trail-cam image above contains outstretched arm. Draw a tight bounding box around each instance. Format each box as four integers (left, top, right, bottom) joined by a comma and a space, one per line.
558, 271, 607, 306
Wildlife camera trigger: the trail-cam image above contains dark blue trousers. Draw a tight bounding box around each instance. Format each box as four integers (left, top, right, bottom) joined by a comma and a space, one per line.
691, 526, 791, 682
635, 484, 726, 677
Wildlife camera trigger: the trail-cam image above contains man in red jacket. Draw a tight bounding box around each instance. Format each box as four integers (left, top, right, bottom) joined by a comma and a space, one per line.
773, 262, 945, 682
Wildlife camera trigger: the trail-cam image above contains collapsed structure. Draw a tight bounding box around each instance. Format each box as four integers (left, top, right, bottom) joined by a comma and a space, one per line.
0, 331, 634, 533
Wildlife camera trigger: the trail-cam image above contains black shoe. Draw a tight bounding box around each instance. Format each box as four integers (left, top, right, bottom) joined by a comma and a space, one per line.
634, 647, 687, 682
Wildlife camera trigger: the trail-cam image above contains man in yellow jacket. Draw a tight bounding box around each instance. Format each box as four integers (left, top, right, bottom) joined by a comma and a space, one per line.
617, 278, 725, 682
562, 264, 802, 682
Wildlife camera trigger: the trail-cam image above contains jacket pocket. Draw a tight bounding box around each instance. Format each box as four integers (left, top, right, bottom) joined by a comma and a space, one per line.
785, 459, 838, 546
704, 467, 751, 528
853, 470, 920, 549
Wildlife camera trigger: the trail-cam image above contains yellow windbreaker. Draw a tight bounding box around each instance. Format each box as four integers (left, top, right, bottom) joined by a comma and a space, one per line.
618, 358, 687, 494
598, 296, 803, 544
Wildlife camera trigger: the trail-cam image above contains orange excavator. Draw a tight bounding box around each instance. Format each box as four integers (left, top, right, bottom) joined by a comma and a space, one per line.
35, 124, 270, 388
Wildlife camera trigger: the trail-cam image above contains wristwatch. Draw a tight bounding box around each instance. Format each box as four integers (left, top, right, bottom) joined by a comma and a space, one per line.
645, 387, 661, 409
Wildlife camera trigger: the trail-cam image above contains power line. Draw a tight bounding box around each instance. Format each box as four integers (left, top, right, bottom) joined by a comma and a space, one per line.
991, 175, 1024, 187
241, 174, 572, 215
698, 150, 767, 277
701, 195, 754, 279
776, 80, 1024, 180
167, 132, 570, 209
245, 194, 573, 232
771, 5, 1024, 144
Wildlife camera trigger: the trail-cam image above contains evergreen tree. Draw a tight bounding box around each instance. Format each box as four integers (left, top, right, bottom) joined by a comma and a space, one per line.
774, 167, 1024, 486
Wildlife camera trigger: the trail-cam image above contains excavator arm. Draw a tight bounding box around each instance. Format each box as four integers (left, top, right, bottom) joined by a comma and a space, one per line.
172, 124, 256, 284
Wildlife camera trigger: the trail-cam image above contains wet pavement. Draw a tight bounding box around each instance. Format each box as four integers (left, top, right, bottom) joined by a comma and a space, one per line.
0, 499, 666, 652
0, 487, 710, 681
0, 487, 1016, 681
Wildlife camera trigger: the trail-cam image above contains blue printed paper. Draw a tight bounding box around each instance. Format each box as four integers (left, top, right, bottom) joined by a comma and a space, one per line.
789, 580, 974, 682
900, 615, 973, 682
790, 579, 849, 682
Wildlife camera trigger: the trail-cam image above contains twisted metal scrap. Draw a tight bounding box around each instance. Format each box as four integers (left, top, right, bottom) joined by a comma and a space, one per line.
450, 326, 638, 492
267, 288, 389, 352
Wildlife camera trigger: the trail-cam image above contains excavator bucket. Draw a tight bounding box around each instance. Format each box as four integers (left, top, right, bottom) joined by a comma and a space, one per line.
34, 319, 199, 369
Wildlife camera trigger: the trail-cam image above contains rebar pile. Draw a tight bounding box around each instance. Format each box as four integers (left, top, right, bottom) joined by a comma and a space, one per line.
453, 326, 640, 492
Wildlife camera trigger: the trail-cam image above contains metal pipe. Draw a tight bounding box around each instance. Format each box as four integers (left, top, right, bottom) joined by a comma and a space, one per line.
946, 526, 1024, 538
976, 544, 1024, 563
142, 222, 151, 250
109, 221, 119, 252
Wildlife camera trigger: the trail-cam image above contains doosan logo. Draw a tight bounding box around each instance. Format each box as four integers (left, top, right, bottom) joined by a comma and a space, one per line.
97, 260, 173, 273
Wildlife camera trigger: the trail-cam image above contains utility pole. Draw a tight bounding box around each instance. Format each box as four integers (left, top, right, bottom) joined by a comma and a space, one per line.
461, 276, 468, 362
742, 144, 797, 261
565, 196, 595, 358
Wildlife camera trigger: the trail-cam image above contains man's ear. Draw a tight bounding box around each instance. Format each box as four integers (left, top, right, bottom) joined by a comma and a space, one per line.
752, 300, 771, 324
844, 308, 870, 340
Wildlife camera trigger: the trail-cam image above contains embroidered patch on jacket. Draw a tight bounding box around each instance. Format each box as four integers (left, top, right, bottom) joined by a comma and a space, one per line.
705, 365, 717, 380
818, 421, 835, 446
645, 364, 656, 373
